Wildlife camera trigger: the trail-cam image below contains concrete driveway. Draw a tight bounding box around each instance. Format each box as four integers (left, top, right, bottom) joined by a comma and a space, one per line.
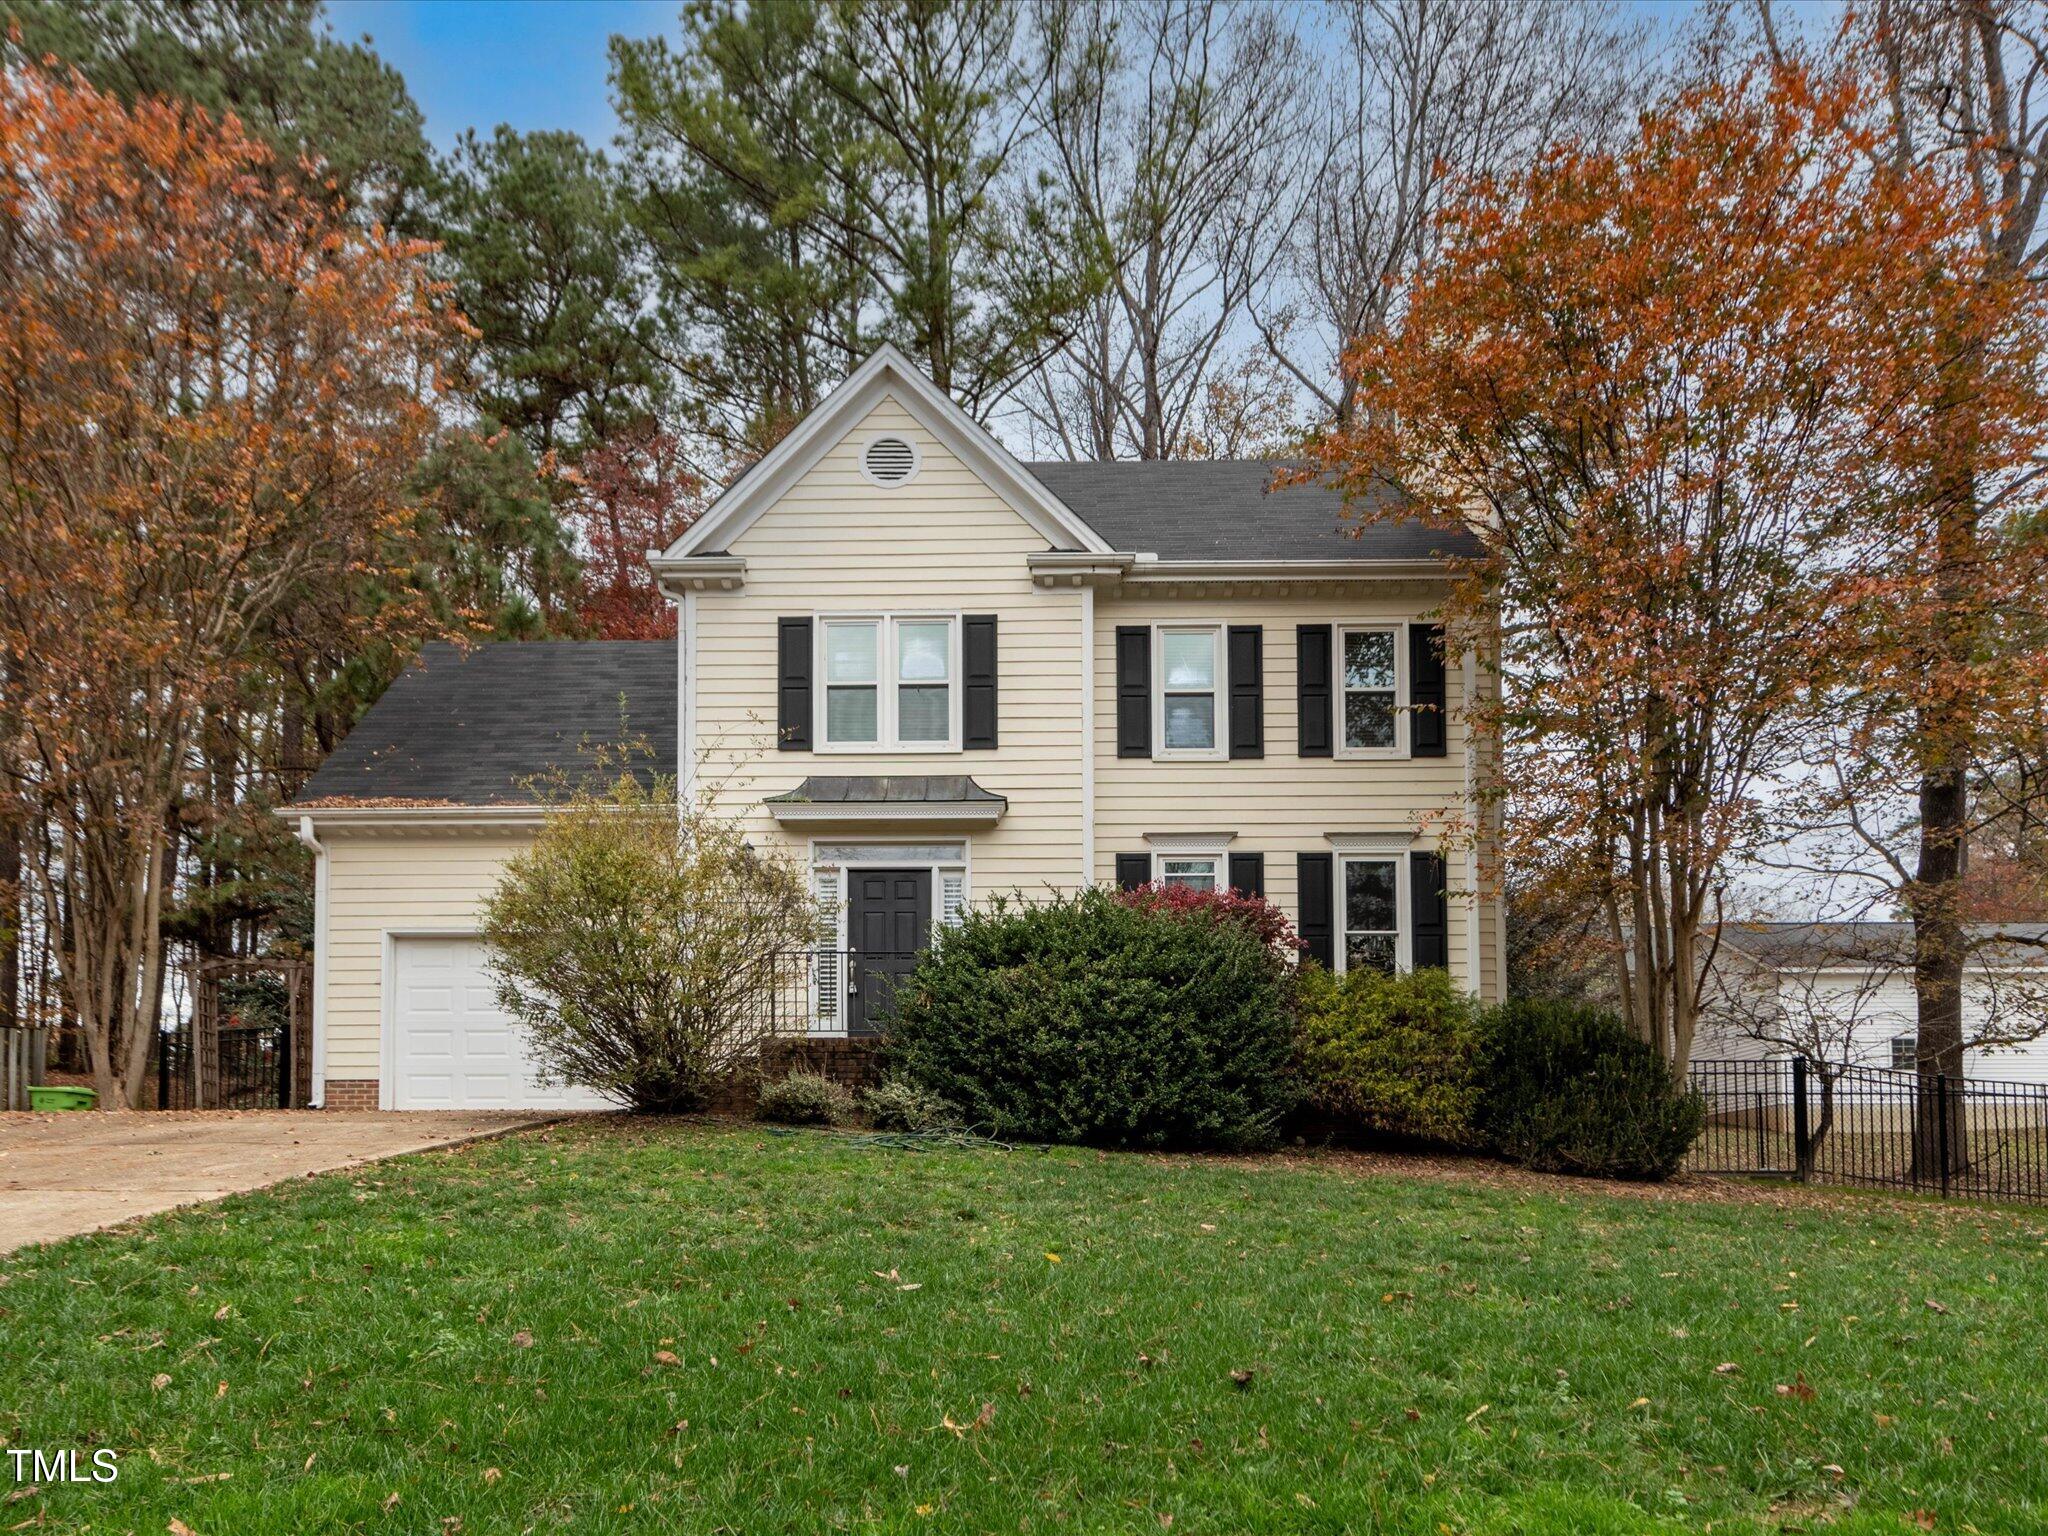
0, 1110, 557, 1254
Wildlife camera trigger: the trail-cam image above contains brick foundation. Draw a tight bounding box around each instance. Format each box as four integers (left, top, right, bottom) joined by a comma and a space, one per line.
762, 1036, 884, 1092
322, 1079, 380, 1110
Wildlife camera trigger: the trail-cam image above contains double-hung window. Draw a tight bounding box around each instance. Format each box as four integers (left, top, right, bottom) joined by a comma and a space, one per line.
1890, 1034, 1918, 1072
1341, 856, 1401, 975
819, 616, 958, 750
1158, 856, 1219, 893
1156, 625, 1223, 758
1339, 626, 1401, 754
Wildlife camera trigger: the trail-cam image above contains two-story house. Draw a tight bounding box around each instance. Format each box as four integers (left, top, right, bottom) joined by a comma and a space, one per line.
288, 346, 1501, 1110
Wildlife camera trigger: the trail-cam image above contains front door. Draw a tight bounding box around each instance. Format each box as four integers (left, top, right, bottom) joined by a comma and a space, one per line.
847, 868, 931, 1036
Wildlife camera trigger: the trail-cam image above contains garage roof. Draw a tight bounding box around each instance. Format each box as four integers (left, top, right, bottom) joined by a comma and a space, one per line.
292, 641, 676, 808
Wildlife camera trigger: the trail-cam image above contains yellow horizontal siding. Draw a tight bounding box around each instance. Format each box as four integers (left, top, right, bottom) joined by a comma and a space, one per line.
321, 832, 530, 1078
698, 397, 1086, 897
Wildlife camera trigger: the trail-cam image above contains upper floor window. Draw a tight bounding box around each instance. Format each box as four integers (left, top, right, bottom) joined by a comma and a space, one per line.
1340, 626, 1401, 754
1156, 625, 1223, 759
820, 615, 958, 750
1890, 1034, 1918, 1072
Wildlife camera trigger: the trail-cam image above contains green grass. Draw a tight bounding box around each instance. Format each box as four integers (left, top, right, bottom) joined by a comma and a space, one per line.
3, 1121, 2046, 1534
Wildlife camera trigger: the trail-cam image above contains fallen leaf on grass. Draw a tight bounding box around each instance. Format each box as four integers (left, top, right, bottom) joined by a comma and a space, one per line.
651, 1351, 681, 1367
151, 1373, 172, 1392
1230, 1369, 1256, 1391
941, 1403, 995, 1437
1714, 1363, 1740, 1375
1628, 1398, 1651, 1409
1906, 1511, 1937, 1531
1464, 1404, 1489, 1424
1774, 1375, 1817, 1403
1044, 1253, 1061, 1264
511, 1330, 533, 1349
382, 1492, 400, 1514
167, 1521, 195, 1536
1924, 1299, 1949, 1315
482, 1468, 501, 1486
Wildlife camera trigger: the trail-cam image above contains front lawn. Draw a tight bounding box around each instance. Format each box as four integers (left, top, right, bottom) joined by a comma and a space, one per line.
3, 1121, 2044, 1534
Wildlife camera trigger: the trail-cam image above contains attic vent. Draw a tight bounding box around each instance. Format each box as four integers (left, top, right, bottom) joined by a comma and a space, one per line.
861, 435, 920, 487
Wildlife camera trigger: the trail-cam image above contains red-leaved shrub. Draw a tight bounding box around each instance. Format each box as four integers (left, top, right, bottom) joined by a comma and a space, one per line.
1114, 882, 1303, 962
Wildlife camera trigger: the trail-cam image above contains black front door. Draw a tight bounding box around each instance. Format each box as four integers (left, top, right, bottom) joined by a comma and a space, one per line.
847, 868, 931, 1036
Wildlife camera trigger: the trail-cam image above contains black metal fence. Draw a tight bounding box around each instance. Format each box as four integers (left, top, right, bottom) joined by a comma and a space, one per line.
1687, 1056, 2048, 1206
151, 1021, 289, 1110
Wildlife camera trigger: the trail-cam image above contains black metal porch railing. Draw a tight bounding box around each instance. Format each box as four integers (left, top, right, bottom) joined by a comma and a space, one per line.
1687, 1055, 2048, 1206
762, 948, 924, 1038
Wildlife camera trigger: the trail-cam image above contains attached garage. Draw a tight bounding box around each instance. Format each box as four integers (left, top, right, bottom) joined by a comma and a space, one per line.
388, 936, 609, 1111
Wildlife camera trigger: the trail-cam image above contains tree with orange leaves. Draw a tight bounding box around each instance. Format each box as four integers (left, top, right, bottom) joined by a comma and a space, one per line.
1312, 62, 2048, 1073
560, 421, 706, 641
0, 62, 463, 1106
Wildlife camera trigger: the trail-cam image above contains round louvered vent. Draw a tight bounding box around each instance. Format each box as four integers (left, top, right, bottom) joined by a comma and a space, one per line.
860, 434, 920, 487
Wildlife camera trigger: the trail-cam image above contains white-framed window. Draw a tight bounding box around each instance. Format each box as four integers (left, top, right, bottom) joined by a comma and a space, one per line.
1890, 1034, 1918, 1072
1158, 856, 1219, 892
817, 615, 960, 751
1338, 625, 1403, 755
1155, 624, 1224, 759
1339, 855, 1403, 975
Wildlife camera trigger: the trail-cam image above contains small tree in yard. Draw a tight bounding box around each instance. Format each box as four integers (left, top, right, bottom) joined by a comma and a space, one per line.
479, 775, 817, 1112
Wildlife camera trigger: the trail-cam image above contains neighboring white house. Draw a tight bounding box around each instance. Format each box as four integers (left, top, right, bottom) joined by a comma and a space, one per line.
285, 345, 1504, 1111
1697, 921, 2048, 1083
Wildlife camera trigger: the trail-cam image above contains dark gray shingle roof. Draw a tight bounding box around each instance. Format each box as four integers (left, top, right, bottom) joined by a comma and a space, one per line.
764, 775, 1005, 805
1718, 922, 2048, 971
1024, 461, 1482, 562
293, 641, 676, 807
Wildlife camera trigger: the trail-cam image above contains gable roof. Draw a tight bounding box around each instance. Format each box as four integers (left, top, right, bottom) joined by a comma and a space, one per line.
1026, 461, 1484, 563
662, 344, 1113, 561
1717, 921, 2048, 972
292, 641, 675, 808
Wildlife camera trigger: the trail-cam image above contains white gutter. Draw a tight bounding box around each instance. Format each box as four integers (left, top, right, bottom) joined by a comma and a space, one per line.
278, 805, 551, 832
294, 816, 329, 1108
1123, 559, 1453, 584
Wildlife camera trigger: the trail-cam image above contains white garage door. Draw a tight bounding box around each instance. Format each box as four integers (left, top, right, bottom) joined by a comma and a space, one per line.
390, 936, 609, 1110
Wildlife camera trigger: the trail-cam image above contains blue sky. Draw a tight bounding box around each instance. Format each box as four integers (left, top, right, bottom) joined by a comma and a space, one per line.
322, 0, 676, 151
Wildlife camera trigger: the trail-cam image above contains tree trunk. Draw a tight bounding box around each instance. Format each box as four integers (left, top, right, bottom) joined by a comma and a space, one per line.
1912, 755, 1971, 1176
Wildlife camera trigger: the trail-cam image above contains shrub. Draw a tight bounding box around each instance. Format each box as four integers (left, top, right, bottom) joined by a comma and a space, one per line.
1114, 882, 1303, 961
1295, 966, 1480, 1145
884, 889, 1296, 1151
1473, 999, 1705, 1180
479, 773, 818, 1112
859, 1075, 960, 1133
755, 1071, 852, 1126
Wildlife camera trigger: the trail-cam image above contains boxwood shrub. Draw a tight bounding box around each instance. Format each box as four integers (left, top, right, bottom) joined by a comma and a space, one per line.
1296, 965, 1480, 1145
1473, 999, 1704, 1180
883, 889, 1296, 1151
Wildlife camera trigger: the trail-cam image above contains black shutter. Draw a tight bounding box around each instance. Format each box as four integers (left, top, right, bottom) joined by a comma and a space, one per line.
1297, 852, 1333, 968
1410, 851, 1448, 970
1228, 851, 1265, 898
777, 617, 812, 751
1228, 625, 1263, 759
1115, 853, 1150, 891
963, 614, 998, 750
1115, 626, 1151, 758
1410, 623, 1447, 758
1297, 624, 1332, 758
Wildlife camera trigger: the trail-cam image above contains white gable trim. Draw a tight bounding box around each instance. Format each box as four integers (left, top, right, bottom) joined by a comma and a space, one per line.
658, 344, 1115, 561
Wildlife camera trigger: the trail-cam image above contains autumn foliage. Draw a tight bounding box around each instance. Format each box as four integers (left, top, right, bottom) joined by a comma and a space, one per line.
0, 62, 462, 1103
559, 421, 704, 640
1312, 64, 2048, 1069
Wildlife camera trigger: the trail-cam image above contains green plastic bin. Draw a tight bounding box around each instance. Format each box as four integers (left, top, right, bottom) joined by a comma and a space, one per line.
27, 1084, 96, 1112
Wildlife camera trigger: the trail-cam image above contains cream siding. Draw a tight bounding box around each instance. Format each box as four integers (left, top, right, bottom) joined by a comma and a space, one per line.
321, 829, 531, 1082
694, 396, 1086, 898
1094, 590, 1500, 1002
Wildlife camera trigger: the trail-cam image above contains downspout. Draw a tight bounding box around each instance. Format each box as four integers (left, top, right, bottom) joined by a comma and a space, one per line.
295, 816, 329, 1107
1462, 649, 1484, 1000
1079, 584, 1096, 889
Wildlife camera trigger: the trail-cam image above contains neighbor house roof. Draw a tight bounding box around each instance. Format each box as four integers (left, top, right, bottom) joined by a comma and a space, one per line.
1023, 461, 1483, 563
291, 641, 676, 808
1716, 921, 2048, 971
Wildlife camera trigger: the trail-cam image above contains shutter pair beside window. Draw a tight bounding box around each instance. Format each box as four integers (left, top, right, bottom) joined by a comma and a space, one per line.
1114, 625, 1263, 757
1294, 849, 1449, 971
1112, 851, 1264, 895
1295, 623, 1447, 758
776, 616, 997, 750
